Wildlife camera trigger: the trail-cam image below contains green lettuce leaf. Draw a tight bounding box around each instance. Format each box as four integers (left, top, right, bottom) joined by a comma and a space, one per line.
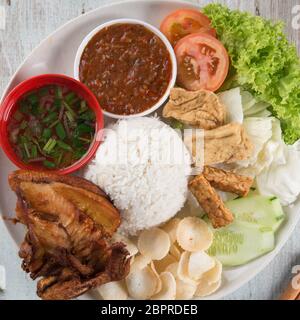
203, 3, 300, 144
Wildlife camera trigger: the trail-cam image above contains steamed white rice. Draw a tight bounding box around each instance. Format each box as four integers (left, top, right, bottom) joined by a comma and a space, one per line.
84, 117, 191, 235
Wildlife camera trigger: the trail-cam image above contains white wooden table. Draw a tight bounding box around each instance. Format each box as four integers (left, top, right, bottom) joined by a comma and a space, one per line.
0, 0, 299, 300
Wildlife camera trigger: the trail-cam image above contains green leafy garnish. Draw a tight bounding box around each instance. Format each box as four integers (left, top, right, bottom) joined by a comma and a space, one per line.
203, 3, 300, 144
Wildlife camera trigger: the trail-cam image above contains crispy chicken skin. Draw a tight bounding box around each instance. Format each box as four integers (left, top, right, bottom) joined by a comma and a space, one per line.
203, 166, 254, 197
36, 243, 129, 300
9, 170, 120, 236
9, 170, 130, 300
189, 175, 234, 228
9, 170, 108, 198
163, 88, 226, 129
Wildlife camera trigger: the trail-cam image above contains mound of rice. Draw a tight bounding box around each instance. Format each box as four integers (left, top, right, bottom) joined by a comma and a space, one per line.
84, 117, 192, 236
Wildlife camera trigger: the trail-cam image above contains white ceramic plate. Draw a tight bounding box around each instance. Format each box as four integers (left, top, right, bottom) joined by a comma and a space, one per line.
1, 0, 300, 300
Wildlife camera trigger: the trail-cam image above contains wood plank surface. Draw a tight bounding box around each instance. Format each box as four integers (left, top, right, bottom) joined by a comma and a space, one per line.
0, 0, 299, 300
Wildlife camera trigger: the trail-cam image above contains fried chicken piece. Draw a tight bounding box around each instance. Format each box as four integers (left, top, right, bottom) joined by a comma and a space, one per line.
9, 170, 130, 300
37, 243, 129, 300
185, 123, 253, 166
203, 166, 254, 197
9, 170, 107, 197
10, 170, 120, 236
189, 175, 234, 228
163, 88, 226, 129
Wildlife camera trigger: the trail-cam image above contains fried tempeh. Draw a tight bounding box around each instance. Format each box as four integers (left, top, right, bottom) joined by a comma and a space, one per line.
203, 166, 254, 197
189, 175, 234, 228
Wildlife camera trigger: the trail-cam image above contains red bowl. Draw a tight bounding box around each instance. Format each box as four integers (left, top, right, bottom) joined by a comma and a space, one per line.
0, 74, 104, 174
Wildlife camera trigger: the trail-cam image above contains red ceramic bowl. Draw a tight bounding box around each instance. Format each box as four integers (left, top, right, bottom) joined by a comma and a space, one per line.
0, 74, 104, 174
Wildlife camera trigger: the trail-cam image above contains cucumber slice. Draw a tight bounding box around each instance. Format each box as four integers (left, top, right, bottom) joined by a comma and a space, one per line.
207, 220, 275, 267
226, 195, 285, 232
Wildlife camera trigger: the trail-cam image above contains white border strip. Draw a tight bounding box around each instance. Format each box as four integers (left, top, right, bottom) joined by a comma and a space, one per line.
0, 5, 6, 30
0, 265, 6, 290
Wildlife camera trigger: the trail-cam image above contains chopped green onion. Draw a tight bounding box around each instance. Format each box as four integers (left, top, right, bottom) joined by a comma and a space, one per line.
27, 94, 38, 105
39, 87, 49, 96
19, 148, 26, 161
80, 100, 87, 108
42, 128, 52, 140
43, 138, 53, 152
48, 140, 57, 153
65, 110, 75, 123
20, 101, 30, 113
14, 111, 23, 122
55, 87, 63, 99
70, 97, 79, 105
43, 138, 57, 153
79, 100, 88, 114
20, 120, 27, 130
54, 98, 62, 109
31, 104, 39, 116
63, 102, 76, 118
76, 123, 93, 134
65, 92, 76, 104
56, 152, 63, 166
31, 145, 38, 158
43, 112, 58, 123
57, 140, 72, 151
49, 119, 60, 129
55, 122, 66, 140
43, 160, 56, 169
20, 136, 29, 144
32, 138, 47, 157
23, 143, 31, 158
72, 137, 83, 148
74, 148, 86, 160
78, 137, 91, 143
38, 105, 44, 114
9, 85, 95, 170
79, 110, 95, 121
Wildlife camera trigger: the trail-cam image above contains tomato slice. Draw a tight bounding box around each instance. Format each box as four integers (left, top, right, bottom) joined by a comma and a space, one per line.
160, 9, 216, 47
175, 33, 229, 92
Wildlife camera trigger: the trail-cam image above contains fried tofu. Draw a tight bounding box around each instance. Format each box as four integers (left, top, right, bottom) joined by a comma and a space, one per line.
163, 88, 226, 130
185, 123, 253, 166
